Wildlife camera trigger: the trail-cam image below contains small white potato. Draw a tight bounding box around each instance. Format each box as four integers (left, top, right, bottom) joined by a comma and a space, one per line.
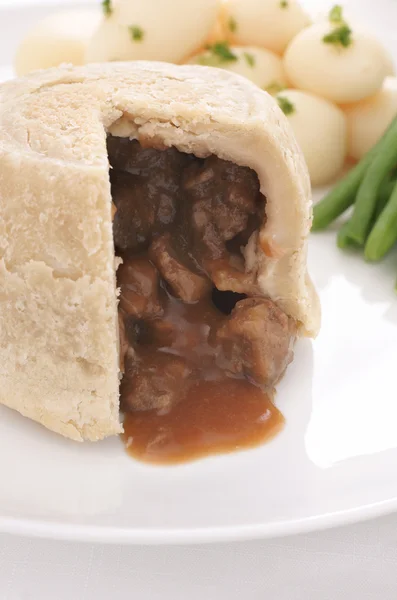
188, 46, 287, 91
14, 9, 101, 76
277, 90, 347, 186
86, 0, 219, 65
345, 77, 397, 160
223, 0, 311, 55
284, 22, 390, 104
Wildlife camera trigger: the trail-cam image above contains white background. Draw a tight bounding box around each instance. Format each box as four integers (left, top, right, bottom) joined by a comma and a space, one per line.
1, 0, 397, 598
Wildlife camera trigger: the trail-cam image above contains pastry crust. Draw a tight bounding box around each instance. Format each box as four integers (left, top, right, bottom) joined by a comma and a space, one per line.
0, 61, 320, 441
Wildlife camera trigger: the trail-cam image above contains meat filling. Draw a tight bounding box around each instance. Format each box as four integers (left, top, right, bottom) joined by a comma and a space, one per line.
149, 233, 212, 303
108, 136, 295, 414
215, 298, 296, 386
121, 353, 193, 413
117, 257, 163, 320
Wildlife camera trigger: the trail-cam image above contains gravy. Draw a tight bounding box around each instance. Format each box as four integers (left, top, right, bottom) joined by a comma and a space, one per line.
123, 379, 284, 465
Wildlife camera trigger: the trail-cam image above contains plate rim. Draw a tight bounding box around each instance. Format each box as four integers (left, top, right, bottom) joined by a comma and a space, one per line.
2, 497, 397, 545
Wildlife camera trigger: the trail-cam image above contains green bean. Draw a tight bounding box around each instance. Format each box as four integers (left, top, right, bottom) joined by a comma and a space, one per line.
347, 117, 397, 245
375, 175, 396, 218
337, 221, 354, 249
312, 147, 378, 231
364, 180, 397, 262
337, 178, 395, 251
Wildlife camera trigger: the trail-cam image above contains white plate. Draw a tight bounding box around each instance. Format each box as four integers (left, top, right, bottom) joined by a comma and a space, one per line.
1, 0, 397, 545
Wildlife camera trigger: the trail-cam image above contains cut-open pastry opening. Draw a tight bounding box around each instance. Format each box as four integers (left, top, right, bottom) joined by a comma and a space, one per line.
108, 136, 295, 464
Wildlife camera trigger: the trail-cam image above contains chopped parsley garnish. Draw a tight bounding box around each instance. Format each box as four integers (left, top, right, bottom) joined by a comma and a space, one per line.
228, 17, 237, 33
243, 52, 255, 67
205, 41, 238, 63
323, 24, 352, 48
280, 0, 289, 7
329, 4, 344, 23
102, 0, 112, 17
277, 95, 295, 116
324, 6, 353, 47
266, 81, 287, 95
129, 25, 144, 42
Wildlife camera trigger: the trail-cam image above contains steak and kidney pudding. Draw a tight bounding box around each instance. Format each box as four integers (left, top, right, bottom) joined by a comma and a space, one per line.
108, 136, 296, 463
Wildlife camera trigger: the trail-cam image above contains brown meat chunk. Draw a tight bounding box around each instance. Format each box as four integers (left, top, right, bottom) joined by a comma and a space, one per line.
205, 256, 259, 296
149, 233, 211, 303
117, 257, 164, 319
111, 171, 177, 251
183, 156, 260, 243
120, 353, 193, 412
215, 298, 296, 387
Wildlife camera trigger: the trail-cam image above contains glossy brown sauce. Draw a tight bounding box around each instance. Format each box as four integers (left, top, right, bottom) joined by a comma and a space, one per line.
123, 380, 284, 465
109, 137, 293, 465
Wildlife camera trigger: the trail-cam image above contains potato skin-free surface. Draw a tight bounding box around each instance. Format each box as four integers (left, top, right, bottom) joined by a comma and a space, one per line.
86, 0, 219, 64
224, 0, 311, 55
284, 22, 390, 104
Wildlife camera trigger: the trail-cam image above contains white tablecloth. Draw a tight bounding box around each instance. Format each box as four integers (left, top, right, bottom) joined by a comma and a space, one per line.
1, 513, 397, 600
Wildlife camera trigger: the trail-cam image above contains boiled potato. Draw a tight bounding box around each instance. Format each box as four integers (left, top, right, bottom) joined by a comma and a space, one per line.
345, 77, 397, 160
223, 0, 311, 55
284, 22, 390, 104
86, 0, 219, 64
188, 46, 287, 91
14, 9, 101, 76
277, 90, 347, 186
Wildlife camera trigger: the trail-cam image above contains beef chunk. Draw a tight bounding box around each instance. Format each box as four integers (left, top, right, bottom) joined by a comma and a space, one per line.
205, 256, 259, 296
215, 298, 296, 387
211, 265, 254, 295
117, 257, 164, 319
120, 353, 193, 412
112, 171, 177, 251
183, 156, 260, 244
149, 233, 211, 303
